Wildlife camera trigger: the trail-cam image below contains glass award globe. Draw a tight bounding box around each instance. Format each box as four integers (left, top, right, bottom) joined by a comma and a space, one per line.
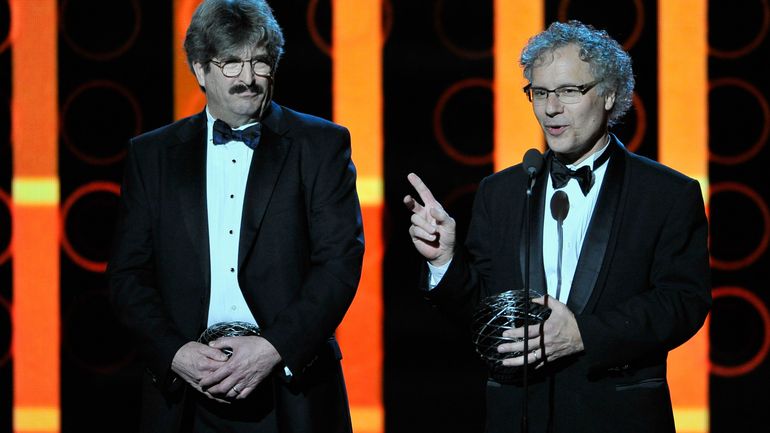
471, 289, 551, 383
198, 321, 261, 357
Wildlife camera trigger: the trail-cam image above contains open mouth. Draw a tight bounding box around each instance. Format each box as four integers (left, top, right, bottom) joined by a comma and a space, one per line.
544, 125, 568, 135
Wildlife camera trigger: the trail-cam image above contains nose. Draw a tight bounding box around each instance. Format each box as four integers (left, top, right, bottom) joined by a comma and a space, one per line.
238, 62, 256, 84
544, 92, 563, 116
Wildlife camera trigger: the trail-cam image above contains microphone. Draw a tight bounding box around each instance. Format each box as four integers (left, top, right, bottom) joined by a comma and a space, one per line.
523, 148, 544, 178
550, 190, 570, 301
522, 149, 544, 195
550, 190, 570, 223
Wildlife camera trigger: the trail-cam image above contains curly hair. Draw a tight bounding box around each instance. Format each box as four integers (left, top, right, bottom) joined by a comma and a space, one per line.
520, 21, 634, 126
184, 0, 285, 74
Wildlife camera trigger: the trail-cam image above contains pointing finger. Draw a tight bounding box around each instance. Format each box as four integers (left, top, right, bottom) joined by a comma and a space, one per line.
407, 173, 438, 206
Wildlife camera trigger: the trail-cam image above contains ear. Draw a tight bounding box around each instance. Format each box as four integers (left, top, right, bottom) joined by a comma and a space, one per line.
192, 62, 207, 88
604, 91, 616, 111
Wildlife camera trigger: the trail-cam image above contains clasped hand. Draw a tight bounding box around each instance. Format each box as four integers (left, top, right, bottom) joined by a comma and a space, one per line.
496, 296, 585, 367
171, 336, 281, 402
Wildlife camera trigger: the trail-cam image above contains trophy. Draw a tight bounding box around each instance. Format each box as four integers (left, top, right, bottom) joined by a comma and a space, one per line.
198, 321, 261, 357
471, 289, 550, 383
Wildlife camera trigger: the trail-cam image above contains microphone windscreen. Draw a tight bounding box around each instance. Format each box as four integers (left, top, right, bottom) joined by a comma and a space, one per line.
550, 190, 570, 222
523, 148, 544, 176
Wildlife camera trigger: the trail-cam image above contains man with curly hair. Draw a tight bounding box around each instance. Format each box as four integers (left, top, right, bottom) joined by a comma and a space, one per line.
405, 21, 710, 433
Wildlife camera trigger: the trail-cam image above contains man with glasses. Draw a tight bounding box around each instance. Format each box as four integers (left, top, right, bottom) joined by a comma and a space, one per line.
405, 21, 710, 432
108, 1, 363, 432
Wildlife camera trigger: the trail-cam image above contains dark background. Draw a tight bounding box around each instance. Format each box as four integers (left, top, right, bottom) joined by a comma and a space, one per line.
1, 0, 768, 432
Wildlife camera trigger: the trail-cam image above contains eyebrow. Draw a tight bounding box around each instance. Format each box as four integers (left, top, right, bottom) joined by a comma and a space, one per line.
531, 83, 584, 89
217, 53, 270, 62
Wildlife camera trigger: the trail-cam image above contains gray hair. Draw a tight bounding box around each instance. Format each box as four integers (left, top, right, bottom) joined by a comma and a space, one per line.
184, 0, 285, 74
520, 21, 634, 126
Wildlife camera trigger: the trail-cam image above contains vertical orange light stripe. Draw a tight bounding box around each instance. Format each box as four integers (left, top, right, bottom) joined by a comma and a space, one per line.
11, 1, 61, 432
173, 0, 205, 120
494, 0, 544, 172
332, 0, 383, 194
332, 1, 383, 432
11, 1, 57, 176
659, 2, 709, 432
345, 206, 383, 433
669, 323, 710, 433
658, 0, 709, 194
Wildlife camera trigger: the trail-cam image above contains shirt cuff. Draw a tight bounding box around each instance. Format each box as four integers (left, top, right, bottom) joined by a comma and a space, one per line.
427, 259, 452, 290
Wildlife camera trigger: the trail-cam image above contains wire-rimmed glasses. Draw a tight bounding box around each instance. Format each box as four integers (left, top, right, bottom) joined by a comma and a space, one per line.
209, 57, 273, 78
523, 80, 601, 104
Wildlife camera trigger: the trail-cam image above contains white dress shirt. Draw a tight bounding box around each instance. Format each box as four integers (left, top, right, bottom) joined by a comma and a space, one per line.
205, 108, 259, 327
543, 141, 610, 303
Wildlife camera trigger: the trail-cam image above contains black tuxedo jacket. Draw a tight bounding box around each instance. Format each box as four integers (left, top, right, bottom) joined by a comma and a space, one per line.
108, 103, 364, 433
427, 136, 711, 433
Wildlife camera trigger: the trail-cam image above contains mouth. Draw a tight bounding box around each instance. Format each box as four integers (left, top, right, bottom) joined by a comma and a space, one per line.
544, 124, 568, 136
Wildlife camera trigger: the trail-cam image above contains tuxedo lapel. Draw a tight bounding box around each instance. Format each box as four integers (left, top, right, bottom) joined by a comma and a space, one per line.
238, 103, 291, 270
520, 164, 548, 296
169, 112, 211, 292
566, 137, 625, 314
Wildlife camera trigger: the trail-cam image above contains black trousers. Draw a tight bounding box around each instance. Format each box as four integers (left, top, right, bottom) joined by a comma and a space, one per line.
184, 379, 279, 433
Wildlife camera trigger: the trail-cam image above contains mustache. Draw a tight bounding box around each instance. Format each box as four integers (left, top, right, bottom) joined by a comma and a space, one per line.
229, 83, 264, 95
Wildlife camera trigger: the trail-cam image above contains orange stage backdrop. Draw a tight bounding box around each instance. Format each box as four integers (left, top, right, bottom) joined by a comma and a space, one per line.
5, 1, 729, 433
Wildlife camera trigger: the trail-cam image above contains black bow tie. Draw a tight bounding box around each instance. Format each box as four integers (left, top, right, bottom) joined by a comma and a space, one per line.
213, 119, 261, 149
549, 146, 612, 196
551, 159, 593, 195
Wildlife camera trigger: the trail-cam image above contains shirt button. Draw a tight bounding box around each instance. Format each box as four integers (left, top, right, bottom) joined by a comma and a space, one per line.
229, 229, 233, 234
230, 267, 235, 272
232, 159, 236, 164
230, 194, 234, 198
231, 305, 237, 311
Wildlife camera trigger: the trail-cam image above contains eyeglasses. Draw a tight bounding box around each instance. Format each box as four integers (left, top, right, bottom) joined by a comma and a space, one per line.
523, 80, 601, 104
209, 57, 273, 78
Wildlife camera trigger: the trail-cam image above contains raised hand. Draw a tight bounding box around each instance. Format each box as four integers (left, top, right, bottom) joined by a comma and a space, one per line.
403, 173, 456, 266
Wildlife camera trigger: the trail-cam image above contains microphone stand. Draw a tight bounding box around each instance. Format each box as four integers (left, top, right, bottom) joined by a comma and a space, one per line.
522, 169, 536, 433
517, 148, 542, 433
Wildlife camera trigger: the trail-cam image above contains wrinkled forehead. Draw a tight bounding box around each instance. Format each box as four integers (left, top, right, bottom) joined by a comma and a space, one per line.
218, 44, 268, 61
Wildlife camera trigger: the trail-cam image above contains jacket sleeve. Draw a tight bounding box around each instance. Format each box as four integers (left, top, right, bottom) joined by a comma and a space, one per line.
108, 140, 188, 390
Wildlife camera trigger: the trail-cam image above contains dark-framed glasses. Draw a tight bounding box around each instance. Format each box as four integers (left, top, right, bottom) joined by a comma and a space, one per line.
209, 57, 272, 78
523, 80, 601, 104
